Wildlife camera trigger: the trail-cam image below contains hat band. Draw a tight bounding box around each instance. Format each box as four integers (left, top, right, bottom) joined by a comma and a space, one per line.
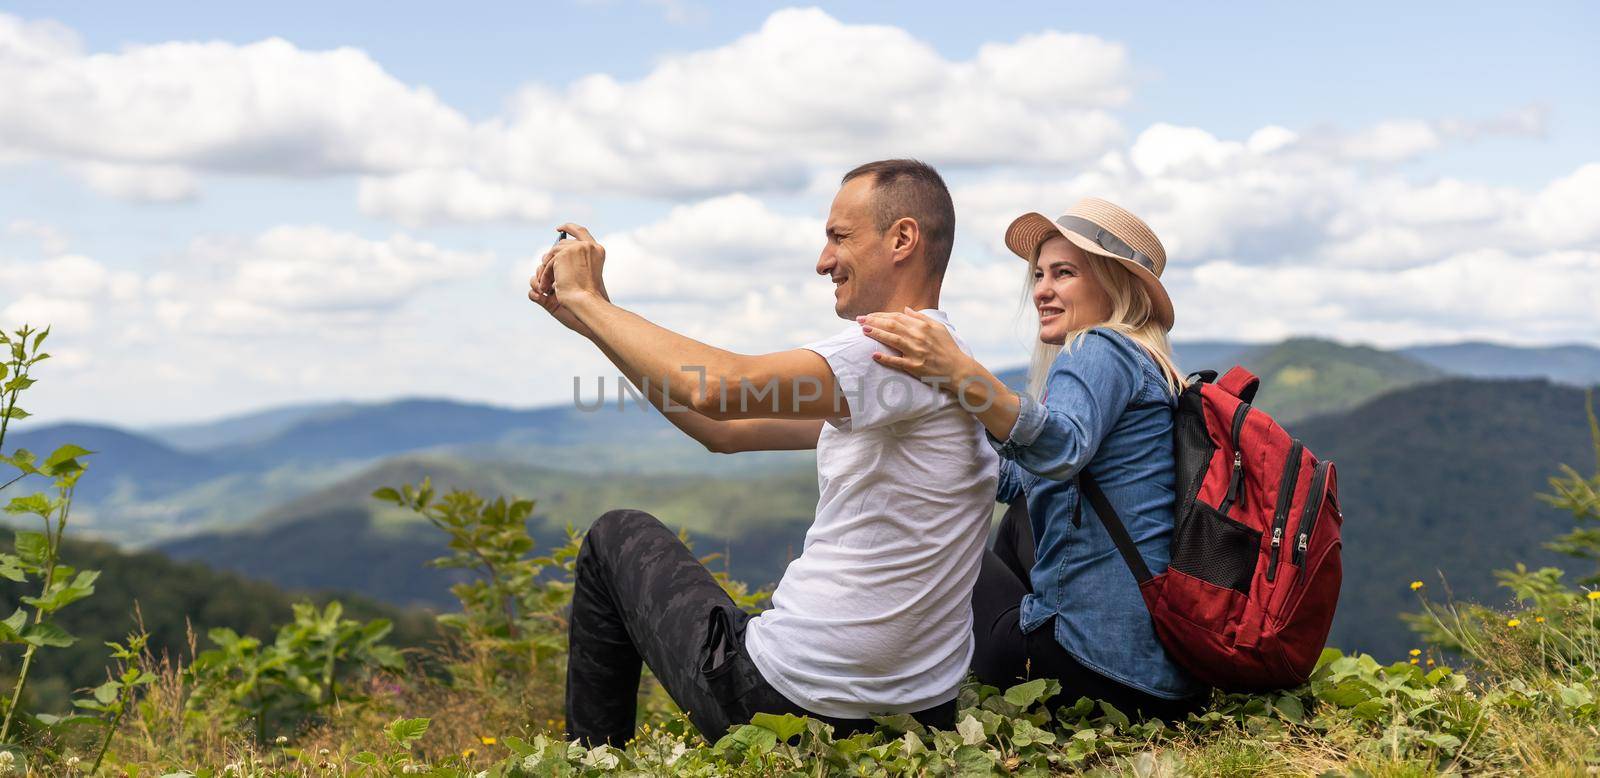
1054, 215, 1156, 274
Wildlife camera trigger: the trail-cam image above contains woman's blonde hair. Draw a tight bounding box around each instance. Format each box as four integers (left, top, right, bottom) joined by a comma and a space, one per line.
1025, 244, 1184, 398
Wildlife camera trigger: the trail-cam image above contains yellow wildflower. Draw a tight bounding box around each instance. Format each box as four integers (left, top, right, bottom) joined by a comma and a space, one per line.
1506, 618, 1521, 627
1408, 648, 1421, 657
462, 749, 475, 759
1426, 658, 1435, 666
1410, 581, 1424, 591
1587, 591, 1600, 601
1535, 616, 1545, 623
1409, 658, 1419, 665
479, 736, 497, 746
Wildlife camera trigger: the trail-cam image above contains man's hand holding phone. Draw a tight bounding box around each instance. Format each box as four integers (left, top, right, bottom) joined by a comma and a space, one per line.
529, 223, 610, 339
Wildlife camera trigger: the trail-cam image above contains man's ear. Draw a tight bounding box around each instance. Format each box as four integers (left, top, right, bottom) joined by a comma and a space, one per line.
889, 217, 920, 266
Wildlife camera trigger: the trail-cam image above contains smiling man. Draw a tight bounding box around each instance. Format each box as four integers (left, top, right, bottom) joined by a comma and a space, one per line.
529, 159, 999, 745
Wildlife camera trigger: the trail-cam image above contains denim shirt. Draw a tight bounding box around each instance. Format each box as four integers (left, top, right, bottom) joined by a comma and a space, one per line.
993, 328, 1201, 700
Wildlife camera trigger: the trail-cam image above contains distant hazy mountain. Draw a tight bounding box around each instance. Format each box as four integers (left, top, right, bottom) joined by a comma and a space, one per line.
144, 400, 361, 451
4, 422, 226, 504
11, 337, 1595, 549
1401, 342, 1600, 386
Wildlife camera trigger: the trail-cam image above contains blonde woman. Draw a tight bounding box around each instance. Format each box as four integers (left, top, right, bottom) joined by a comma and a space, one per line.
857, 198, 1208, 719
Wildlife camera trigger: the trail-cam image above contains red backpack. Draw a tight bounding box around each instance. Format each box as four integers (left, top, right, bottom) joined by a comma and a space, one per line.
1081, 365, 1343, 691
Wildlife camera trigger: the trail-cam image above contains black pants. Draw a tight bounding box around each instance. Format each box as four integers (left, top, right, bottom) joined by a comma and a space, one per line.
564, 509, 956, 747
968, 502, 1207, 722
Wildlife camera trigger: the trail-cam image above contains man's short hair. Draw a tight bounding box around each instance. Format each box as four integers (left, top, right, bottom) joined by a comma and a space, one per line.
841, 159, 956, 277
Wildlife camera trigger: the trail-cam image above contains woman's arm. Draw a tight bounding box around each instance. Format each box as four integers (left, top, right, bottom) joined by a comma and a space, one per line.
989, 332, 1142, 481
861, 314, 1142, 482
857, 308, 1021, 439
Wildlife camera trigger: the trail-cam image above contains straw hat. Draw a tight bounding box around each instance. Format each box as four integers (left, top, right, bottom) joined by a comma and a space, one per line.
1004, 197, 1173, 330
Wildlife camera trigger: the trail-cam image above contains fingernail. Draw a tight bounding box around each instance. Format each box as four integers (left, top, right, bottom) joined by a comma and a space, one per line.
861, 326, 871, 333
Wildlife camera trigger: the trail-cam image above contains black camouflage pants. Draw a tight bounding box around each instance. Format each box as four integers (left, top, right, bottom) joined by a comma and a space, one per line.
564, 509, 956, 746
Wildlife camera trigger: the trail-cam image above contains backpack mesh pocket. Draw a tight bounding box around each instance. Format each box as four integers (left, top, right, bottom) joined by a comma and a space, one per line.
1171, 502, 1261, 594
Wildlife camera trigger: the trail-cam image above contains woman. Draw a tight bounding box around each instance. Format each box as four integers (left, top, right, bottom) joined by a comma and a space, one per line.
857, 197, 1207, 719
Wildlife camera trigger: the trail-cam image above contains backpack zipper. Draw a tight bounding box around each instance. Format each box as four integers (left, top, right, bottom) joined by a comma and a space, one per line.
1265, 439, 1303, 582
1292, 460, 1332, 566
1217, 402, 1250, 516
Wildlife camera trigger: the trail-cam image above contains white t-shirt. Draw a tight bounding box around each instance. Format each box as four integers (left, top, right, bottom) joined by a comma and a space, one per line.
743, 310, 1000, 719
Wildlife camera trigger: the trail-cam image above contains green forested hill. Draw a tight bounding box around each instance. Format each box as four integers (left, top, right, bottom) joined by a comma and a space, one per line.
0, 529, 438, 712
158, 455, 820, 607
1298, 378, 1597, 657
1234, 338, 1447, 423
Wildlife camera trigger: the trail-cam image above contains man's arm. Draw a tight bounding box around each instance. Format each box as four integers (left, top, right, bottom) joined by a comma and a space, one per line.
544, 225, 846, 422
589, 334, 822, 453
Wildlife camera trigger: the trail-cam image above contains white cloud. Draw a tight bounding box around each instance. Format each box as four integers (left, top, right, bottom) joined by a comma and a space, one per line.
6, 219, 68, 255
358, 169, 553, 227
1524, 163, 1600, 247
489, 9, 1128, 198
0, 14, 473, 183
1173, 248, 1600, 347
0, 9, 1130, 216
72, 161, 199, 202
156, 226, 493, 332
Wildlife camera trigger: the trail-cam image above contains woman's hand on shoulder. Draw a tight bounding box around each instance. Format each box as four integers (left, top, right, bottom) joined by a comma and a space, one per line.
857, 308, 970, 391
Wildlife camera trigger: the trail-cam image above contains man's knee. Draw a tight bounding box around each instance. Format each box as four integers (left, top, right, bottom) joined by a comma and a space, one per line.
582, 508, 664, 559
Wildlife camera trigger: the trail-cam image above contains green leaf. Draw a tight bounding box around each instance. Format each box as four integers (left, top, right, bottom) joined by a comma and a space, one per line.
952, 744, 994, 776
41, 445, 92, 473
385, 717, 430, 745
14, 530, 49, 564
2, 608, 26, 635
371, 487, 402, 504
37, 713, 106, 730
94, 680, 120, 705
3, 407, 29, 421
715, 724, 777, 754
956, 714, 985, 746
1317, 678, 1377, 708
1274, 694, 1306, 722
352, 752, 379, 766
42, 444, 93, 472
0, 555, 26, 582
4, 448, 38, 475
1003, 678, 1051, 707
6, 494, 53, 519
22, 622, 76, 647
1099, 700, 1131, 729
21, 570, 98, 613
749, 712, 808, 742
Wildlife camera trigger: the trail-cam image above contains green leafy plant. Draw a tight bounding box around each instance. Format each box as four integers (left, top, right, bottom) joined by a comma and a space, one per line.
0, 323, 104, 748
1541, 391, 1600, 584
187, 601, 403, 743
55, 630, 156, 773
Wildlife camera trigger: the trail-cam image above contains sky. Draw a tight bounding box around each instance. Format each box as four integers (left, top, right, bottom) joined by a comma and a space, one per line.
0, 1, 1596, 427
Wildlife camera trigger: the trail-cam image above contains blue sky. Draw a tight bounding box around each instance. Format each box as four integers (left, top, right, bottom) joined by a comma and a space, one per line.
1, 1, 1596, 425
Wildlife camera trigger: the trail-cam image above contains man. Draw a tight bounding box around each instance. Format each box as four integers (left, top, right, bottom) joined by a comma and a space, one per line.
529, 159, 998, 746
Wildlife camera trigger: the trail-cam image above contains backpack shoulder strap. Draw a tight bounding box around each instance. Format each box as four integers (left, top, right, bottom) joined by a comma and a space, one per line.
1079, 473, 1153, 584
